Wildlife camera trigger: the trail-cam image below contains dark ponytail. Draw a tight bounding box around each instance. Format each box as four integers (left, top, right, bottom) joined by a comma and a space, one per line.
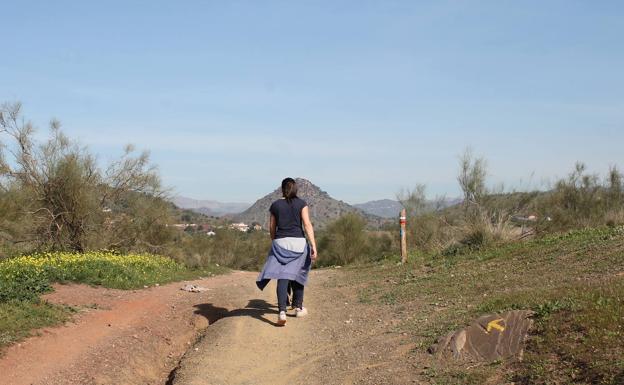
281, 177, 298, 203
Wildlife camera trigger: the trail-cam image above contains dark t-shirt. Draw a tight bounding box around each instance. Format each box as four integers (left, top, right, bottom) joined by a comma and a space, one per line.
269, 197, 307, 239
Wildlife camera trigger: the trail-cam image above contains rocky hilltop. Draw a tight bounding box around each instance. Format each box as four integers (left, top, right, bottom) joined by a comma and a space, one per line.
233, 178, 384, 229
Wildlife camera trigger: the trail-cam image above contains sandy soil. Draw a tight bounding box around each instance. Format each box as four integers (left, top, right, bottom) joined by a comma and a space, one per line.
0, 270, 415, 385
170, 270, 415, 385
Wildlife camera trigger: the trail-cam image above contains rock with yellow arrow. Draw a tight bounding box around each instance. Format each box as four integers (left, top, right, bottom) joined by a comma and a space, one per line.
428, 310, 535, 362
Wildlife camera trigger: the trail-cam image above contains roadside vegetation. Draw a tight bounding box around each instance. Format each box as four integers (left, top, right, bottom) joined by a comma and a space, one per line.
314, 149, 624, 269
332, 225, 624, 384
397, 150, 624, 256
0, 251, 219, 302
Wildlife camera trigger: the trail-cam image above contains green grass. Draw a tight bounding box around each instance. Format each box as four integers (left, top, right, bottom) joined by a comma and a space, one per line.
337, 226, 624, 384
512, 279, 624, 385
0, 251, 226, 302
0, 301, 74, 348
0, 251, 226, 352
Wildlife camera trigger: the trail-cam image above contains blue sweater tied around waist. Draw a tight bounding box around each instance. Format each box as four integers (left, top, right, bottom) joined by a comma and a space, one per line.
256, 238, 312, 290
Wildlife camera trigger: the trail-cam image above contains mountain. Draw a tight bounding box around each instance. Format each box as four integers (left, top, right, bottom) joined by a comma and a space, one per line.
355, 197, 463, 218
233, 178, 385, 229
354, 199, 403, 218
172, 196, 251, 217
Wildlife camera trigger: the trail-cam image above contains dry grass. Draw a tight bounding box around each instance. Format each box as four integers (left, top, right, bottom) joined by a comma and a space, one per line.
334, 226, 624, 384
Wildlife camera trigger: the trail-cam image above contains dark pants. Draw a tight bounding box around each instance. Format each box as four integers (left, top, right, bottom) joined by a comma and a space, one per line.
277, 279, 304, 312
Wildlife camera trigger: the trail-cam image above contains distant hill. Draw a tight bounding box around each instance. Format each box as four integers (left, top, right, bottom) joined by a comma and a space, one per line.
233, 178, 385, 229
354, 199, 403, 218
355, 197, 463, 218
172, 196, 251, 217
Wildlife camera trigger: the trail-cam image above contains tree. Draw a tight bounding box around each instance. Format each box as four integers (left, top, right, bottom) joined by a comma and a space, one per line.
0, 102, 170, 253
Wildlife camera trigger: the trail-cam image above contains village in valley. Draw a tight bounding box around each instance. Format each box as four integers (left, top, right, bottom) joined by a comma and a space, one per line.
171, 221, 263, 235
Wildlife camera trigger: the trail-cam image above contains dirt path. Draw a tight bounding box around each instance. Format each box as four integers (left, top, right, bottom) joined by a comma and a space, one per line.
170, 270, 415, 385
1, 270, 415, 385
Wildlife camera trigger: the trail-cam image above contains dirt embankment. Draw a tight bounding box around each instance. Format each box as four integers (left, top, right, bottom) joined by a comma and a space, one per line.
0, 272, 248, 385
1, 270, 415, 385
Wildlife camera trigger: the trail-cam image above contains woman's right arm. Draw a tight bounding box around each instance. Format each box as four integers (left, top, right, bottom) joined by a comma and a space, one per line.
301, 206, 317, 261
269, 213, 277, 240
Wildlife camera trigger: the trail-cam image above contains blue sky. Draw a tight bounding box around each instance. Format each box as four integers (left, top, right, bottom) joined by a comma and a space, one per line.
1, 1, 622, 203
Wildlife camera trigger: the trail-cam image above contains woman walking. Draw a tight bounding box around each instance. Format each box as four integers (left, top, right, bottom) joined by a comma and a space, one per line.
256, 177, 318, 326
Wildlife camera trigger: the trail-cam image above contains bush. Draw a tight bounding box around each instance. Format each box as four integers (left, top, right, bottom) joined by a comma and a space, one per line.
318, 213, 395, 266
535, 163, 624, 231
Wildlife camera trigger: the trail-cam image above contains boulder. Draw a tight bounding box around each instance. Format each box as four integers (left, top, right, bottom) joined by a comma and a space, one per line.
429, 310, 534, 362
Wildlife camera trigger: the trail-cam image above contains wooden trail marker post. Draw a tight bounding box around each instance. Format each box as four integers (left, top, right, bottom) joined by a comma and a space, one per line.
400, 208, 407, 264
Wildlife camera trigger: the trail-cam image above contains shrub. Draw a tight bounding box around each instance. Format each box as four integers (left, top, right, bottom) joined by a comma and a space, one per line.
318, 213, 368, 265
535, 163, 624, 231
457, 148, 487, 207
318, 213, 395, 266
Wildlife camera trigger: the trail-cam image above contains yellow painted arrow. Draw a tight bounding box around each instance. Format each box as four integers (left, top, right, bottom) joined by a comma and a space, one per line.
486, 318, 505, 333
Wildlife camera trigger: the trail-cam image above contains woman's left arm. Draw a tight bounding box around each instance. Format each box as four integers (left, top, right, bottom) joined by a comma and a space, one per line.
301, 206, 317, 262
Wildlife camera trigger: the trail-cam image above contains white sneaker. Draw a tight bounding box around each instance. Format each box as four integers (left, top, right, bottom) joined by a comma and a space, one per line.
295, 307, 308, 318
277, 311, 287, 326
